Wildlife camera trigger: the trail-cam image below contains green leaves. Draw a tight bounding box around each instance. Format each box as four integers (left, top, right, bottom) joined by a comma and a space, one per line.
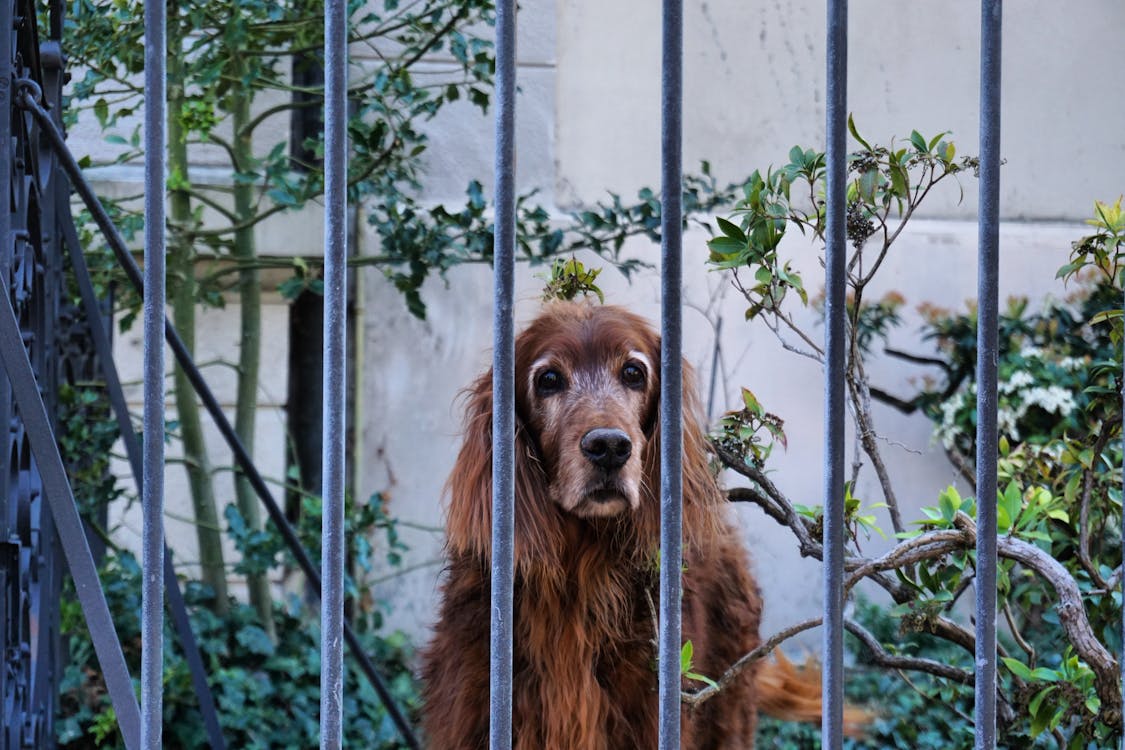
680, 640, 719, 689
706, 121, 978, 324
539, 257, 605, 304
713, 387, 786, 469
1002, 651, 1103, 740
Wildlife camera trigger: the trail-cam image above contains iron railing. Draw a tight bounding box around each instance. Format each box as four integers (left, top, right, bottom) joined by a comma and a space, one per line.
1, 1, 1119, 749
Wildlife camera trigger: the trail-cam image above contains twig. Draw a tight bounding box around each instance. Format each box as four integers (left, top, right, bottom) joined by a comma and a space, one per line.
1003, 601, 1035, 666
1078, 427, 1113, 590
681, 617, 822, 706
845, 618, 972, 686
846, 359, 906, 535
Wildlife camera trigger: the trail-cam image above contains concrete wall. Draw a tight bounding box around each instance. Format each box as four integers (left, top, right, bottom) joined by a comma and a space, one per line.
81, 1, 1125, 651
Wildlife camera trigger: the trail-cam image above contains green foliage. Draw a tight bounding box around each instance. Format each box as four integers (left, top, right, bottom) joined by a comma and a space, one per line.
56, 550, 418, 749
757, 600, 975, 749
708, 119, 1123, 745
66, 0, 747, 321
680, 640, 719, 689
1057, 196, 1125, 289
57, 490, 419, 748
539, 257, 605, 304
712, 387, 786, 469
892, 220, 1123, 743
706, 121, 977, 322
918, 284, 1118, 459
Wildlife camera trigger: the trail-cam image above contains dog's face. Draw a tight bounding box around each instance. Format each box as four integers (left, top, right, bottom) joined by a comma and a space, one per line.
515, 303, 660, 519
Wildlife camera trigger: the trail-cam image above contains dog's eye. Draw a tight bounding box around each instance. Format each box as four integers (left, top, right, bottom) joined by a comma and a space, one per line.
621, 363, 646, 389
535, 369, 565, 395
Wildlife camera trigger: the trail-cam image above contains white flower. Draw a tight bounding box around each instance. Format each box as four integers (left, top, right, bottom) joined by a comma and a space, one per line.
997, 407, 1021, 441
1000, 370, 1035, 394
1019, 385, 1077, 417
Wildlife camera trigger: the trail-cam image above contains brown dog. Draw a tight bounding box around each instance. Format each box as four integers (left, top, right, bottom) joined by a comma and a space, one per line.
421, 301, 829, 749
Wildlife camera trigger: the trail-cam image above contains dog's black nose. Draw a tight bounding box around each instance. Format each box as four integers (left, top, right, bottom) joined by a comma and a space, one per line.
581, 428, 632, 470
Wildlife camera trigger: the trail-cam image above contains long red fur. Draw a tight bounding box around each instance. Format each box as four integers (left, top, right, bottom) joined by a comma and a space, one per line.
421, 301, 822, 749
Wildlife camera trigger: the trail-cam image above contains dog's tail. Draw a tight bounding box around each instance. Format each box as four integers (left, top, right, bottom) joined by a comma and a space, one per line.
756, 652, 869, 736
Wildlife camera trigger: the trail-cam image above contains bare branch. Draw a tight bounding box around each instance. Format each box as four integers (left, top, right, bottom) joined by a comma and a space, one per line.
681, 617, 822, 707
844, 618, 972, 686
847, 357, 906, 535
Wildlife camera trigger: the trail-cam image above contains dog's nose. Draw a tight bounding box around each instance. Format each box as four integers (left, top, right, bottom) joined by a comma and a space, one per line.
581, 428, 632, 470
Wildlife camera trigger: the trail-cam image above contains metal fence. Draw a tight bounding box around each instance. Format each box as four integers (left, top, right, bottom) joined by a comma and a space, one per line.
0, 0, 1119, 749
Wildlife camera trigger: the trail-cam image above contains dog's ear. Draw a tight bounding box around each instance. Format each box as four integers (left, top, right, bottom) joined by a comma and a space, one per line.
445, 370, 564, 568
640, 357, 724, 551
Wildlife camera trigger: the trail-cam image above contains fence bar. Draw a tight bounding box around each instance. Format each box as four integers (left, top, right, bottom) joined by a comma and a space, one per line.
489, 0, 517, 746
975, 1, 1002, 748
320, 0, 349, 745
822, 0, 848, 747
657, 0, 683, 746
142, 0, 167, 746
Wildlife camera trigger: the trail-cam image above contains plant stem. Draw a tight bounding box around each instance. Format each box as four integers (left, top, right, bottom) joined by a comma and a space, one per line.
168, 14, 229, 614
229, 37, 275, 639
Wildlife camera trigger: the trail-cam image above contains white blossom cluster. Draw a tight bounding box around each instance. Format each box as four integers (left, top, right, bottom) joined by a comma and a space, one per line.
934, 354, 1080, 450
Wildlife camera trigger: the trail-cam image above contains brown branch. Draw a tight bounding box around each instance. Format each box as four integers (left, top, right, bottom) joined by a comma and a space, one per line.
844, 618, 972, 686
726, 486, 790, 528
681, 617, 822, 707
1003, 601, 1036, 666
847, 359, 906, 535
953, 512, 1123, 729
714, 441, 819, 558
1078, 427, 1113, 590
868, 386, 920, 415
883, 347, 952, 371
944, 446, 976, 490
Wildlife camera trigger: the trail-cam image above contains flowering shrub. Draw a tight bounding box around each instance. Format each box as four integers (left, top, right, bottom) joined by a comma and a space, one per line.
703, 118, 1123, 748
926, 292, 1112, 457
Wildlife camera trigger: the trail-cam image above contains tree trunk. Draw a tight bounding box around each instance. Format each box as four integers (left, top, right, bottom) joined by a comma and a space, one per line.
168, 20, 229, 614
231, 50, 275, 639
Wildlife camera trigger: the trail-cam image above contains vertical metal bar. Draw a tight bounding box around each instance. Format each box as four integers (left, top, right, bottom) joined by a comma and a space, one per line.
489, 0, 517, 747
822, 1, 848, 747
320, 0, 348, 746
142, 0, 167, 745
657, 0, 683, 746
975, 2, 1002, 748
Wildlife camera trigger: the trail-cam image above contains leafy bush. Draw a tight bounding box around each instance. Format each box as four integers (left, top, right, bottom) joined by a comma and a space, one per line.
757, 600, 975, 749
56, 544, 418, 749
56, 377, 421, 749
701, 120, 1123, 747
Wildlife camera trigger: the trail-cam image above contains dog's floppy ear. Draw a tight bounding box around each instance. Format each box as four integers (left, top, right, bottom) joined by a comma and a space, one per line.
445, 370, 564, 569
640, 356, 724, 552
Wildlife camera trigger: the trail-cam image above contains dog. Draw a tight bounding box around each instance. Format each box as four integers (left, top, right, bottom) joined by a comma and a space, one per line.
421, 300, 830, 749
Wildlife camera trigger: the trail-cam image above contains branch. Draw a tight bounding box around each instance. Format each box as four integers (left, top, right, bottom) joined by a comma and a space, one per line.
955, 512, 1123, 729
844, 618, 972, 686
867, 386, 920, 414
1078, 426, 1114, 590
726, 486, 790, 528
713, 441, 818, 557
883, 346, 952, 371
681, 617, 822, 707
847, 357, 906, 535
